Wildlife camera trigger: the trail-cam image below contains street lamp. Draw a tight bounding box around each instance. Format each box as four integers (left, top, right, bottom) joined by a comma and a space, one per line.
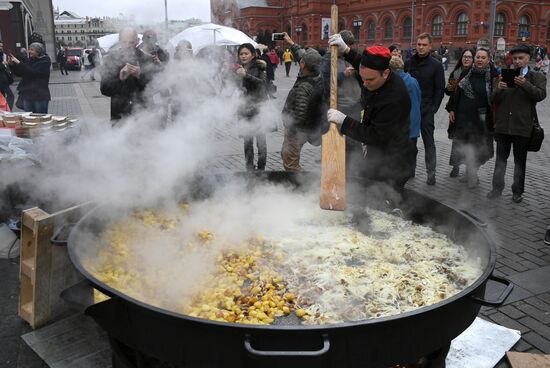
164, 0, 168, 38
411, 0, 416, 48
353, 19, 363, 28
488, 0, 497, 52
295, 26, 302, 33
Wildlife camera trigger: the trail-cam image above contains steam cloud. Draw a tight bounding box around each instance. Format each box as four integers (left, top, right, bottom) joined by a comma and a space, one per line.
1, 47, 284, 210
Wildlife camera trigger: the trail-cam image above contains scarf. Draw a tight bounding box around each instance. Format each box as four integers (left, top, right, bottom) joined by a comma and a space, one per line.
458, 65, 492, 104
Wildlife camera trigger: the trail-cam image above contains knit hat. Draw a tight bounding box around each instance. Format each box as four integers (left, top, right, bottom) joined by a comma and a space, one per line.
301, 48, 322, 73
29, 42, 45, 56
360, 46, 391, 70
339, 30, 356, 46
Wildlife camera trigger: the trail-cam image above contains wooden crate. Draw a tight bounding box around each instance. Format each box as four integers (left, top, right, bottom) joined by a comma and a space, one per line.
19, 203, 93, 329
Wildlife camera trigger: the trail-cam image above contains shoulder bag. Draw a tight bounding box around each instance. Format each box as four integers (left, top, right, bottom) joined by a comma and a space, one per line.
528, 104, 544, 152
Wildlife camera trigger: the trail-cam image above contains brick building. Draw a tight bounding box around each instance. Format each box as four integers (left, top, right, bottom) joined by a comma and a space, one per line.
211, 0, 550, 53
0, 0, 56, 54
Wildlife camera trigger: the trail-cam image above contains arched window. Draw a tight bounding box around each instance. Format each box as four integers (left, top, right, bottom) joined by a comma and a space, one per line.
518, 15, 530, 38
432, 15, 443, 37
547, 21, 550, 40
456, 13, 468, 36
302, 24, 308, 42
339, 17, 345, 32
367, 21, 375, 40
495, 13, 505, 37
384, 18, 393, 39
403, 16, 412, 39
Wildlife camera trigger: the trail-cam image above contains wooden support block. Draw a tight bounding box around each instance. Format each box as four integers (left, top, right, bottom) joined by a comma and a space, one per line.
507, 351, 550, 368
18, 203, 94, 329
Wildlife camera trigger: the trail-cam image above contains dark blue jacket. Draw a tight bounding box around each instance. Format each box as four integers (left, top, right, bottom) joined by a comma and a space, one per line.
11, 55, 51, 101
399, 71, 421, 139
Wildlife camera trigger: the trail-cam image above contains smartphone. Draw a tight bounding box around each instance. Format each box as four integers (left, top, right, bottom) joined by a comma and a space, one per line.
272, 33, 285, 41
501, 68, 519, 88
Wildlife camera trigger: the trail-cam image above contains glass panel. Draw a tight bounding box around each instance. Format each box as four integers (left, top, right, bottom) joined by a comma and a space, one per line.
404, 17, 412, 39
384, 19, 393, 39
456, 13, 468, 36
518, 15, 529, 37
432, 15, 442, 37
367, 22, 375, 40
495, 13, 505, 37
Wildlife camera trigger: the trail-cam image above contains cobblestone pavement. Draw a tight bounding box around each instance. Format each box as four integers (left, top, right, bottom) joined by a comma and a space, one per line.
2, 63, 550, 367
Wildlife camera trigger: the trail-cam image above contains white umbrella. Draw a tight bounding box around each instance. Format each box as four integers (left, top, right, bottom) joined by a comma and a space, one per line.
97, 33, 143, 53
167, 23, 257, 56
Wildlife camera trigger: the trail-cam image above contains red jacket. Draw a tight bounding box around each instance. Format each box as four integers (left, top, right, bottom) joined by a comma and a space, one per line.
267, 51, 279, 65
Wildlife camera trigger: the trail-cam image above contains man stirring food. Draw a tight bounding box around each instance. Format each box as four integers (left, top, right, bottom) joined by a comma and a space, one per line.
326, 35, 417, 193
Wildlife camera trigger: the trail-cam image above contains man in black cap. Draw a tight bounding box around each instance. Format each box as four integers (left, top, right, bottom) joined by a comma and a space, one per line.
487, 44, 547, 203
327, 34, 416, 192
281, 32, 327, 171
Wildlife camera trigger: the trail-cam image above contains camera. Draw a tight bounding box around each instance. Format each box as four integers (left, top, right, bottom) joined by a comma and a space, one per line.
272, 33, 285, 41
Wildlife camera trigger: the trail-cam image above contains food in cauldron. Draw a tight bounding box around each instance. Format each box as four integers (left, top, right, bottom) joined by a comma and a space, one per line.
86, 190, 482, 326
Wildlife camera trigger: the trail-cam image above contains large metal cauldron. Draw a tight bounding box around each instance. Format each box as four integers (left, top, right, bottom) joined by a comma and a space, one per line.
66, 172, 512, 368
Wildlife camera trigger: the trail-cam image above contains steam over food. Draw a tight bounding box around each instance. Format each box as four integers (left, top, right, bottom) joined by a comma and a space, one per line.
87, 191, 482, 325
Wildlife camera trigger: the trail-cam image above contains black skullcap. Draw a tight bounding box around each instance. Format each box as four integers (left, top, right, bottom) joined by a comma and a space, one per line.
360, 46, 391, 71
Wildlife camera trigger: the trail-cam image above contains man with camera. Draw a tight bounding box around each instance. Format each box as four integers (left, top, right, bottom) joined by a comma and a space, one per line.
487, 44, 547, 203
279, 32, 326, 171
100, 28, 162, 121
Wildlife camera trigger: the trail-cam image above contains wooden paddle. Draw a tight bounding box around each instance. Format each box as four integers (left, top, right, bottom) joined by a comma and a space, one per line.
320, 4, 346, 211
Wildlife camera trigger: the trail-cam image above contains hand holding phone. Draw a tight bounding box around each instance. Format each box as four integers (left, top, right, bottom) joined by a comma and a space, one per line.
501, 68, 518, 88
272, 33, 285, 41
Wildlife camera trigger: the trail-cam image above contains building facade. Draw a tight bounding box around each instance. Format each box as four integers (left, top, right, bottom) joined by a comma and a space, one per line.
211, 0, 550, 52
53, 10, 129, 48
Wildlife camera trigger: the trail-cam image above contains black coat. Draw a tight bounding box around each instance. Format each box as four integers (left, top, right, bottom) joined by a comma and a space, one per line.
260, 54, 275, 81
405, 53, 445, 114
342, 49, 416, 185
282, 73, 327, 136
100, 48, 159, 120
0, 53, 13, 90
57, 50, 67, 64
11, 55, 51, 101
238, 58, 268, 120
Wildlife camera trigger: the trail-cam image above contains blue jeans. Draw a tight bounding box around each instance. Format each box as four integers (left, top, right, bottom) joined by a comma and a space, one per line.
23, 100, 49, 114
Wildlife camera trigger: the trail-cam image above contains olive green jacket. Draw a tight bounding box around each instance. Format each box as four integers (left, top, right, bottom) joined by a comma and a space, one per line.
492, 68, 547, 137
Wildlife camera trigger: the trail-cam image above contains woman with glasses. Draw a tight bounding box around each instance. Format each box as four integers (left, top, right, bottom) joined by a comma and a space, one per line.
446, 48, 497, 189
445, 48, 475, 178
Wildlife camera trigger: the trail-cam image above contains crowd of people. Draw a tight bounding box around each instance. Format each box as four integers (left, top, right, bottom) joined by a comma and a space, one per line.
0, 27, 547, 211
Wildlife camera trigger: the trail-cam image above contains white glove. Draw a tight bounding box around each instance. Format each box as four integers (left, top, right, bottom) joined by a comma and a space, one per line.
328, 34, 349, 54
327, 108, 347, 127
